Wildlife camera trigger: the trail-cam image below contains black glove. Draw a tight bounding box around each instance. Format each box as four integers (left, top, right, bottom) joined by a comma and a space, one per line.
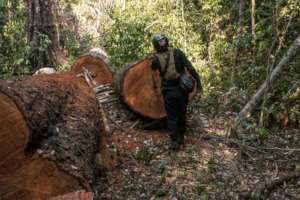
196, 78, 203, 92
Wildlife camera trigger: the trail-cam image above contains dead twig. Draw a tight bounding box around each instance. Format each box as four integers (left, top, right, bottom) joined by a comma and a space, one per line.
99, 107, 111, 133
127, 153, 139, 166
202, 133, 300, 155
106, 115, 133, 135
200, 133, 267, 154
129, 120, 140, 129
261, 147, 300, 152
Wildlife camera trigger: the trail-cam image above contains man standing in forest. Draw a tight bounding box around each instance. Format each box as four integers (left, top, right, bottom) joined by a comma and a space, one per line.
150, 34, 201, 151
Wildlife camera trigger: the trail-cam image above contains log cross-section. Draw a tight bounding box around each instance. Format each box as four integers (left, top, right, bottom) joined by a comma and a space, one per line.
0, 74, 102, 200
116, 58, 198, 119
71, 55, 113, 85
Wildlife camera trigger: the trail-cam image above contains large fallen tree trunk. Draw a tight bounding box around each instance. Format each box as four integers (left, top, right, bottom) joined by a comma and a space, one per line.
0, 74, 101, 200
115, 58, 198, 119
234, 35, 300, 128
71, 54, 113, 85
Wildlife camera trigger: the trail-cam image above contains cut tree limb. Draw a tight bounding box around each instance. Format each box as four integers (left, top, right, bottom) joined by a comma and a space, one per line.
234, 35, 300, 128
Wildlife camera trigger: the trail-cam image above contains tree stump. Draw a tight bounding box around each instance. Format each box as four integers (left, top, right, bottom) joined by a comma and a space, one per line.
115, 58, 198, 119
71, 55, 113, 85
0, 74, 101, 200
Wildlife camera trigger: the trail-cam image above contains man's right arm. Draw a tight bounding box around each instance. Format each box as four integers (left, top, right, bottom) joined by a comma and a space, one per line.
176, 49, 202, 90
148, 55, 161, 95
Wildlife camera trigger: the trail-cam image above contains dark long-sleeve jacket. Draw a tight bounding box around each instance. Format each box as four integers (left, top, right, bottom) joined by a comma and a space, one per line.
151, 48, 201, 89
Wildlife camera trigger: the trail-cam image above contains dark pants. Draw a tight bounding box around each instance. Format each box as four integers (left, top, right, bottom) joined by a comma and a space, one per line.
162, 86, 189, 144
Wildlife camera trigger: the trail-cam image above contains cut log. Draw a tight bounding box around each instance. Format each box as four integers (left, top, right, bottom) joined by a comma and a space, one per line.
0, 74, 101, 200
71, 55, 113, 85
115, 58, 198, 119
89, 47, 109, 64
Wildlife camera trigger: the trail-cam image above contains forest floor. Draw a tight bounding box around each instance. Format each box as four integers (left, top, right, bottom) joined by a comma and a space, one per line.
96, 100, 300, 200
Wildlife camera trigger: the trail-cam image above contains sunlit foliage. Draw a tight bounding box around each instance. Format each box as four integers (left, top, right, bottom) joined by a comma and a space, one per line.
0, 0, 299, 127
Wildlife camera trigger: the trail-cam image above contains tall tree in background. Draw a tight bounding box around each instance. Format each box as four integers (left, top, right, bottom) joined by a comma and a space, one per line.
251, 0, 256, 64
26, 0, 59, 70
232, 0, 245, 85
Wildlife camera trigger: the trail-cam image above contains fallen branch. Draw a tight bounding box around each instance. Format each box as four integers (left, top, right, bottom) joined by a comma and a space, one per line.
129, 120, 140, 129
200, 133, 267, 154
262, 147, 300, 152
233, 35, 300, 131
106, 115, 134, 135
240, 172, 300, 199
202, 133, 300, 155
99, 107, 111, 133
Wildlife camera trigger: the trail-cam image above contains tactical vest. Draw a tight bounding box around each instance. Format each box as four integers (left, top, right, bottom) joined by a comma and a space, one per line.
155, 50, 181, 80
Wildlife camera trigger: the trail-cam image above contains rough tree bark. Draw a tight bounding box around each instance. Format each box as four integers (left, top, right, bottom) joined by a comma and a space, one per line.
234, 35, 300, 127
26, 0, 59, 70
0, 74, 101, 200
115, 58, 198, 119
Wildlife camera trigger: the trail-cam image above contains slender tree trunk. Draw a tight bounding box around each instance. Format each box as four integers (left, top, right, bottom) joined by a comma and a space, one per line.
26, 0, 59, 70
232, 0, 245, 85
181, 0, 187, 51
122, 0, 126, 10
251, 0, 256, 64
259, 2, 278, 127
234, 35, 300, 128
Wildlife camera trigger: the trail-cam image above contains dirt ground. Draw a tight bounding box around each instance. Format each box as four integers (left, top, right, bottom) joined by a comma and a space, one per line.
95, 102, 300, 200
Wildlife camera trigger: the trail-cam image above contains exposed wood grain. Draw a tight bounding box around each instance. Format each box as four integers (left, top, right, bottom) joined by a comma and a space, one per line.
115, 58, 197, 119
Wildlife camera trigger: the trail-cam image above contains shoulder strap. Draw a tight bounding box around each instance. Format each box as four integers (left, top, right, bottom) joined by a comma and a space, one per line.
173, 49, 184, 75
161, 51, 171, 78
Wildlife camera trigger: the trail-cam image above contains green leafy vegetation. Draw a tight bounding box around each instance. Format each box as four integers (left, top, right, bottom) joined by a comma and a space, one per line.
0, 1, 31, 75
0, 0, 299, 128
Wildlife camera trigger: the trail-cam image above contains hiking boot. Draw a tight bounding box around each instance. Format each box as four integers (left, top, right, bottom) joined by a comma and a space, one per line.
178, 135, 184, 146
168, 140, 180, 151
